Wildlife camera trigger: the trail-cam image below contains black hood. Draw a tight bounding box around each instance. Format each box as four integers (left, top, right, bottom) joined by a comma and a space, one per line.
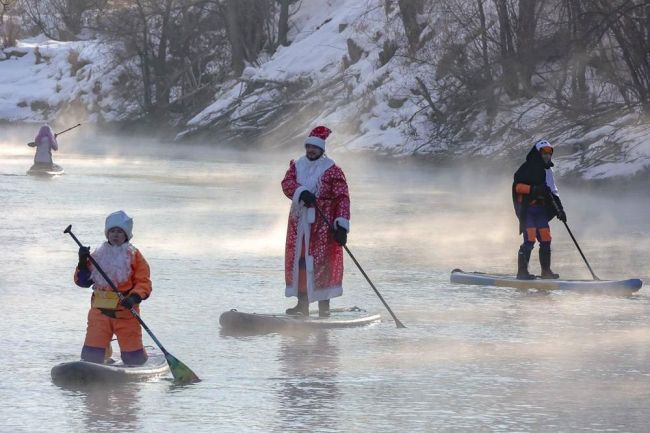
525, 145, 554, 169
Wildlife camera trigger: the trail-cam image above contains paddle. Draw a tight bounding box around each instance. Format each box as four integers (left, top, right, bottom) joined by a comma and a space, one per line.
64, 225, 201, 384
313, 204, 406, 328
28, 123, 81, 147
546, 192, 601, 280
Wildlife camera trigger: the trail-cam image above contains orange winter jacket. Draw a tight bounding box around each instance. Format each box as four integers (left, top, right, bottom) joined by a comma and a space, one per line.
74, 247, 152, 310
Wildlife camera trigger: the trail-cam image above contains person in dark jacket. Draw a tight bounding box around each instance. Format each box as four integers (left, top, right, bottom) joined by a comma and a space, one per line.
512, 139, 567, 280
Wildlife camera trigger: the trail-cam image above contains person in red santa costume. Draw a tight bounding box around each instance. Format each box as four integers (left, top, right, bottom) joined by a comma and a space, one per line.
74, 210, 152, 365
281, 126, 350, 318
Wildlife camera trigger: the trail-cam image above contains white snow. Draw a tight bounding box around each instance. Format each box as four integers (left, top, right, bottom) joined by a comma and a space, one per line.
0, 36, 135, 123
2, 1, 650, 180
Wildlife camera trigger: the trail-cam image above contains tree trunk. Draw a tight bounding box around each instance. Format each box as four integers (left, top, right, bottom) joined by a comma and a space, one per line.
477, 0, 495, 115
494, 0, 519, 98
0, 5, 5, 42
567, 0, 588, 104
398, 0, 422, 52
62, 0, 85, 35
516, 0, 537, 97
278, 0, 289, 46
226, 0, 245, 75
135, 1, 152, 112
0, 1, 9, 29
384, 0, 394, 16
153, 0, 173, 113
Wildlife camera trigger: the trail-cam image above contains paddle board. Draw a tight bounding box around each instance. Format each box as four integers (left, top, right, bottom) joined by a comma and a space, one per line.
219, 307, 381, 334
27, 163, 64, 176
51, 349, 169, 386
450, 269, 642, 294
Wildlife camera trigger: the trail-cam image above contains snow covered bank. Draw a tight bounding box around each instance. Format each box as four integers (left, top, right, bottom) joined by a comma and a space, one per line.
179, 0, 650, 180
2, 1, 650, 181
0, 35, 136, 124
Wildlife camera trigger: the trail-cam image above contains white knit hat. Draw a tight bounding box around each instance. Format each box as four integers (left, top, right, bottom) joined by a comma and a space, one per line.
535, 139, 553, 151
105, 210, 133, 240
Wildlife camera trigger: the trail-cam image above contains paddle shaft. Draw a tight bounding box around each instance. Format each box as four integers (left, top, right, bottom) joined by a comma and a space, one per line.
54, 123, 82, 137
64, 227, 173, 357
28, 123, 81, 146
313, 204, 406, 328
546, 191, 600, 280
561, 221, 600, 280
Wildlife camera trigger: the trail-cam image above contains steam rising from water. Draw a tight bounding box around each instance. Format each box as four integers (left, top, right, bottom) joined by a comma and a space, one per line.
1, 123, 647, 278
1, 125, 649, 432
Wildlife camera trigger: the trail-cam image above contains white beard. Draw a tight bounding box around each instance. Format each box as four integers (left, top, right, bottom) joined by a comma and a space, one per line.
291, 155, 335, 216
91, 242, 134, 290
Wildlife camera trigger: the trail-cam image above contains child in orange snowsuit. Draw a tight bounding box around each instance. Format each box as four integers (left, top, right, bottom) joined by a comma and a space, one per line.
74, 211, 152, 365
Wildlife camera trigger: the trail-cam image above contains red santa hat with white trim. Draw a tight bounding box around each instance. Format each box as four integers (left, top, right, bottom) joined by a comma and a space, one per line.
304, 126, 332, 151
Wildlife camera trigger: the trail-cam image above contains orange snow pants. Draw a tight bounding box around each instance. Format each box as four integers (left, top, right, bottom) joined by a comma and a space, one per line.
81, 308, 147, 365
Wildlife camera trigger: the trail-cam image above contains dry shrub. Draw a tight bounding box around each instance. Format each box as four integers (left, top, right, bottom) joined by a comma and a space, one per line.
67, 49, 90, 76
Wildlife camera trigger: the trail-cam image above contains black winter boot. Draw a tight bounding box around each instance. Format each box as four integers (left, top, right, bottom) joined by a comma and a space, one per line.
286, 293, 309, 316
517, 246, 535, 280
539, 248, 559, 279
318, 300, 330, 318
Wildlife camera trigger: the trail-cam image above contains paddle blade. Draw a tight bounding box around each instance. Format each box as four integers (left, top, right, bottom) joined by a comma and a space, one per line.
165, 353, 200, 384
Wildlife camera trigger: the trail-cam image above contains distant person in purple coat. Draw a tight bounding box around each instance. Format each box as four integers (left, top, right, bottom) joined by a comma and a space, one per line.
30, 125, 59, 168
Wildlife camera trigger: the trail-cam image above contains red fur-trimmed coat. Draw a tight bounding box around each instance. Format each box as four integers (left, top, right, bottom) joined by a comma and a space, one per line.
281, 157, 351, 302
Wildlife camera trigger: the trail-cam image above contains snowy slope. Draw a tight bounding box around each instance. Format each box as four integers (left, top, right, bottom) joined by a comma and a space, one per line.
182, 0, 425, 149
182, 0, 364, 139
181, 0, 650, 180
0, 36, 136, 123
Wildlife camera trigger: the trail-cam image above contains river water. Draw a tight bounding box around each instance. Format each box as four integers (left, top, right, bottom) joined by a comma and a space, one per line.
1, 131, 649, 433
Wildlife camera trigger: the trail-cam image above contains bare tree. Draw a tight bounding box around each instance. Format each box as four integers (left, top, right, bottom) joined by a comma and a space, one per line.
516, 0, 538, 96
99, 0, 229, 118
224, 0, 276, 75
1, 0, 19, 46
20, 0, 107, 40
587, 0, 650, 111
1, 0, 17, 24
477, 0, 496, 114
493, 0, 544, 98
565, 0, 588, 103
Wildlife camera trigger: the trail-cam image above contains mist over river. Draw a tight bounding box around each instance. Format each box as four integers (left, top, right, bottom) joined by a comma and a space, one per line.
1, 129, 649, 433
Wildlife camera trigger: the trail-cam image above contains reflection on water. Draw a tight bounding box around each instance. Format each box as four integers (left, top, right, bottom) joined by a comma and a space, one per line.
71, 384, 142, 432
275, 332, 340, 433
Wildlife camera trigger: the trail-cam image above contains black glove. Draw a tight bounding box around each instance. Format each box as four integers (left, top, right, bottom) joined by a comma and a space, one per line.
299, 190, 317, 206
334, 226, 347, 246
530, 184, 549, 199
78, 246, 91, 270
120, 293, 142, 309
550, 194, 567, 222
